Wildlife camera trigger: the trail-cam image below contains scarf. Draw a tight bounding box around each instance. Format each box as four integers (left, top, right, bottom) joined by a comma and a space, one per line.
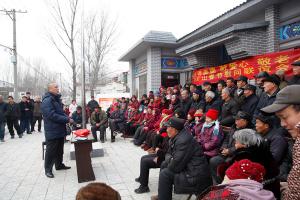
201, 120, 220, 136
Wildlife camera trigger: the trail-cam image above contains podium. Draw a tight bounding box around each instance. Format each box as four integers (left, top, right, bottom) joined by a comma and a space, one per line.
71, 133, 95, 183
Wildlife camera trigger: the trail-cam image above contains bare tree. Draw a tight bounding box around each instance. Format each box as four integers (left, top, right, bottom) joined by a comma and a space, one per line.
85, 12, 117, 96
46, 0, 79, 100
17, 57, 72, 97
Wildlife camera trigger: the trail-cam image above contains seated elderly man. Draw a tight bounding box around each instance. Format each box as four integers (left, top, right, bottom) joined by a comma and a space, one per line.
91, 106, 108, 143
203, 91, 222, 113
151, 117, 212, 200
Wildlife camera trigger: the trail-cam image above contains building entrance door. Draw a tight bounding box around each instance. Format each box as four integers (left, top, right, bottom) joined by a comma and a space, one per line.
162, 73, 179, 87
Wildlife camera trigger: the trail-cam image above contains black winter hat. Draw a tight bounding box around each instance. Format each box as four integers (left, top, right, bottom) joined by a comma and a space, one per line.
164, 117, 185, 131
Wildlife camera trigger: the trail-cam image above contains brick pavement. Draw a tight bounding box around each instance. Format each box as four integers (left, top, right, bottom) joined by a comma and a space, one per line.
0, 129, 195, 200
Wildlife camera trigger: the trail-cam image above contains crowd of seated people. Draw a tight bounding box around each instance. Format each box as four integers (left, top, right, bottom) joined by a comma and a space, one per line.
70, 62, 300, 200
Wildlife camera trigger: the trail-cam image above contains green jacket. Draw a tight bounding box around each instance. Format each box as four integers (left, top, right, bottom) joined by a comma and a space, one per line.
90, 110, 108, 127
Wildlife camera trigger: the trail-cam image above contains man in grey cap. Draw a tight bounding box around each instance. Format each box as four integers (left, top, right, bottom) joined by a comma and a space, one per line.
288, 61, 300, 85
261, 85, 300, 199
241, 84, 259, 117
255, 71, 270, 98
151, 117, 212, 200
253, 74, 281, 124
234, 76, 248, 105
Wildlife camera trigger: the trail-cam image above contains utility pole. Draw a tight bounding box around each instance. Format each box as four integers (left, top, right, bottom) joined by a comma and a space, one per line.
0, 9, 27, 99
80, 3, 86, 129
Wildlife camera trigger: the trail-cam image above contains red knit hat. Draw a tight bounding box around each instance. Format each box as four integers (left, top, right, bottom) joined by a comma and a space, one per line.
162, 109, 173, 115
225, 159, 266, 183
206, 109, 219, 121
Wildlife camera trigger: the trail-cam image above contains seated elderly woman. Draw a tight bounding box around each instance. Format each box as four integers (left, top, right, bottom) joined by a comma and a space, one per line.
217, 129, 280, 199
194, 109, 223, 160
200, 159, 276, 200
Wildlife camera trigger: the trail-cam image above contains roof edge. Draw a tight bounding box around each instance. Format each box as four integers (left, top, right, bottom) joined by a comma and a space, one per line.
177, 0, 262, 43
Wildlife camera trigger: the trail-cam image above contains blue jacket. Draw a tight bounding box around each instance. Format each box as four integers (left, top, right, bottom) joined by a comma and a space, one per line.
41, 92, 69, 140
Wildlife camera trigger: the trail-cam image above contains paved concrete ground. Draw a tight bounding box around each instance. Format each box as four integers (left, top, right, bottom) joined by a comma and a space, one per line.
0, 128, 195, 200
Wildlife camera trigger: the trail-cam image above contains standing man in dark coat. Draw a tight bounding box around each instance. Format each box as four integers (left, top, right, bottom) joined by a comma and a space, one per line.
0, 95, 7, 142
288, 61, 300, 85
87, 96, 99, 113
151, 117, 212, 200
31, 96, 43, 132
5, 96, 22, 139
41, 83, 72, 178
20, 96, 33, 134
26, 92, 35, 131
241, 84, 259, 117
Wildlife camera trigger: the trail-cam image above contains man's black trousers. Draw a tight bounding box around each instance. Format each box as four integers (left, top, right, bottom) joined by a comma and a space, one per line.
139, 154, 160, 186
44, 137, 65, 173
7, 119, 21, 136
158, 168, 175, 200
91, 125, 106, 141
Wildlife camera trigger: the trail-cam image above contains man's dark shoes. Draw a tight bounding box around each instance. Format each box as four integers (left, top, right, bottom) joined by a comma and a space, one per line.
135, 177, 140, 183
11, 135, 14, 139
18, 134, 22, 138
111, 138, 115, 143
134, 185, 150, 194
45, 172, 54, 178
56, 165, 71, 170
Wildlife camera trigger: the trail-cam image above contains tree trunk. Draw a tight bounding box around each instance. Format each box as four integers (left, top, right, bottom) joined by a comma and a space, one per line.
71, 40, 76, 101
72, 65, 76, 100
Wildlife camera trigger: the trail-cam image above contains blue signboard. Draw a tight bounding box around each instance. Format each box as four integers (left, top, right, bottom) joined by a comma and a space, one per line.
280, 22, 300, 40
161, 57, 188, 69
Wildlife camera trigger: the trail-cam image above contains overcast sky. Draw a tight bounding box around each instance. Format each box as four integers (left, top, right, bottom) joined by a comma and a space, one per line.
0, 0, 246, 84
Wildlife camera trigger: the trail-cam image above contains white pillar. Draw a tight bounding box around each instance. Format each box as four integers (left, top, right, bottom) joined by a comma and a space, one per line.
147, 47, 161, 93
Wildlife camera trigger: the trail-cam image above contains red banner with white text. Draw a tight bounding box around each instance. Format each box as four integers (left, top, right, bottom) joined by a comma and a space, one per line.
192, 49, 300, 85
